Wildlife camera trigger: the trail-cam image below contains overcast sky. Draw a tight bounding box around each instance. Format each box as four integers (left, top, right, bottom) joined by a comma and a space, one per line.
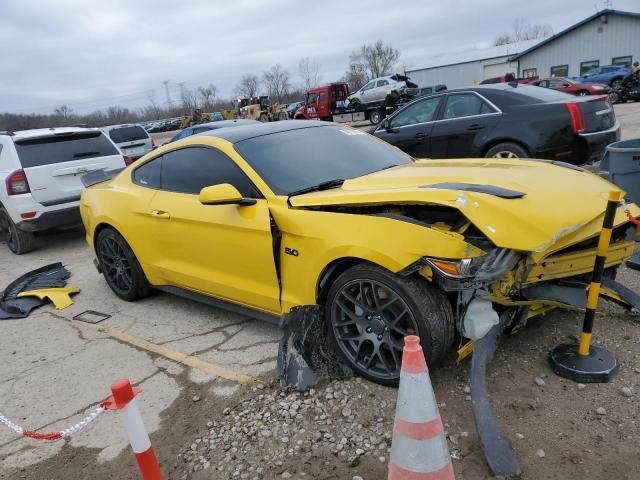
2, 0, 638, 115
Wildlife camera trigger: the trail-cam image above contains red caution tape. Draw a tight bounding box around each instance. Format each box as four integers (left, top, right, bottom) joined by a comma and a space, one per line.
626, 209, 640, 226
23, 430, 63, 441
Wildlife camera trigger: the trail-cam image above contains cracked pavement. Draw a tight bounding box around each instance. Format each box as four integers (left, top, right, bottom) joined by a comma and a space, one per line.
0, 229, 281, 471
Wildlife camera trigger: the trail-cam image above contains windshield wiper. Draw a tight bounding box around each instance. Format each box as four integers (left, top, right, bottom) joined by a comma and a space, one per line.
287, 178, 345, 198
73, 151, 100, 158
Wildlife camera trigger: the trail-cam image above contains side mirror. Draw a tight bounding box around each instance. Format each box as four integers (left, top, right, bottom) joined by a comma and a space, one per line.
382, 119, 393, 131
199, 184, 256, 206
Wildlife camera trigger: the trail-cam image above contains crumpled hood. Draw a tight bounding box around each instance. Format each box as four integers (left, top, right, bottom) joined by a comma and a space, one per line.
289, 159, 639, 253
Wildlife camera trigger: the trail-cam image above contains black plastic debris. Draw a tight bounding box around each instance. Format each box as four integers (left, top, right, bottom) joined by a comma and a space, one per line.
470, 313, 522, 478
277, 306, 352, 391
73, 310, 111, 324
0, 263, 71, 319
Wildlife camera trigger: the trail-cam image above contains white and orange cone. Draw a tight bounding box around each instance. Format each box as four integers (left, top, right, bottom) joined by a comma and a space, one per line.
388, 335, 455, 480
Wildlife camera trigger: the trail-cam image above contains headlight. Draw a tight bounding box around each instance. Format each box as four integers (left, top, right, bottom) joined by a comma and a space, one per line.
428, 257, 485, 278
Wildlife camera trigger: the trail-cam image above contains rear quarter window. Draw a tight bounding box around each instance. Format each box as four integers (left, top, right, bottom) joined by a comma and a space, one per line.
14, 131, 120, 168
108, 126, 149, 143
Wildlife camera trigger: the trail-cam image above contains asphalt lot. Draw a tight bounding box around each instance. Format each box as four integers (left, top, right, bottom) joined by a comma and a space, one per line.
1, 102, 639, 478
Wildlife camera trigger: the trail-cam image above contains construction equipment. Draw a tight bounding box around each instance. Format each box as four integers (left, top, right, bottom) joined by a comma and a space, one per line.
239, 96, 288, 122
178, 111, 215, 130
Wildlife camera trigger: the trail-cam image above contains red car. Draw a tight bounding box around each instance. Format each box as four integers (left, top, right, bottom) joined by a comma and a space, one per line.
531, 77, 610, 96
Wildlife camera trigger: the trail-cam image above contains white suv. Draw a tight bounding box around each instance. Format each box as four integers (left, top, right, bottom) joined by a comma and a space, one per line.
101, 124, 154, 160
0, 127, 127, 254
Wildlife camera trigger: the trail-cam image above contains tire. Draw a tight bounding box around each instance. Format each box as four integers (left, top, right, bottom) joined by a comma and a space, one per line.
609, 91, 621, 104
325, 263, 454, 385
258, 113, 269, 123
349, 98, 361, 108
610, 78, 623, 88
96, 227, 153, 301
0, 208, 36, 254
369, 109, 383, 125
484, 142, 528, 159
278, 112, 288, 121
577, 90, 589, 96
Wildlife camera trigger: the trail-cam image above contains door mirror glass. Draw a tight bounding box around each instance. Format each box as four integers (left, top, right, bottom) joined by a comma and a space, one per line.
199, 184, 255, 206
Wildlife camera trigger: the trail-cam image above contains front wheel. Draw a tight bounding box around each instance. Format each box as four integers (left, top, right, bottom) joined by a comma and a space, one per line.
278, 112, 288, 121
325, 264, 455, 385
485, 142, 528, 159
258, 113, 269, 122
611, 78, 623, 89
96, 227, 153, 301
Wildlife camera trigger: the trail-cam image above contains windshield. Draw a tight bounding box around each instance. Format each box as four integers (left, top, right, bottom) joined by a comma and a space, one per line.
234, 125, 412, 195
108, 126, 148, 144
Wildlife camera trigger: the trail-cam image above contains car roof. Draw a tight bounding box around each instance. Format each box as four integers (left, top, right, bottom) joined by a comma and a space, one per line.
195, 119, 260, 129
10, 126, 101, 140
102, 123, 144, 129
200, 120, 330, 143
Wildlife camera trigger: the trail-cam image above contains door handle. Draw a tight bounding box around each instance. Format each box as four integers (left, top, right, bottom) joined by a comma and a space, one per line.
466, 124, 485, 131
414, 132, 426, 139
150, 210, 170, 219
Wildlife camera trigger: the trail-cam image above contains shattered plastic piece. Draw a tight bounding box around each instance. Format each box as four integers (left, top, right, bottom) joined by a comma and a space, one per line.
470, 313, 522, 477
0, 263, 71, 319
17, 287, 80, 310
277, 306, 352, 391
463, 298, 499, 340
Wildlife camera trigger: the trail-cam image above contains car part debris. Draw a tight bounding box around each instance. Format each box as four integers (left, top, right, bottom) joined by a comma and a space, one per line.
17, 287, 80, 310
0, 263, 71, 319
73, 310, 112, 324
277, 306, 352, 391
462, 298, 499, 340
470, 313, 522, 478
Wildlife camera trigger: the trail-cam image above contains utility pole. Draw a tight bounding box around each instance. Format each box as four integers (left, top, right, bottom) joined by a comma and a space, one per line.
161, 80, 172, 106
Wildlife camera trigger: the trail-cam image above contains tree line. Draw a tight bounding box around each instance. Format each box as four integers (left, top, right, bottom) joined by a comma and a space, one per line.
2, 40, 401, 131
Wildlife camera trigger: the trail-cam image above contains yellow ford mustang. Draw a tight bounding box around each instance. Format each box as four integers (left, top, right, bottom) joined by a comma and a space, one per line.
80, 121, 639, 384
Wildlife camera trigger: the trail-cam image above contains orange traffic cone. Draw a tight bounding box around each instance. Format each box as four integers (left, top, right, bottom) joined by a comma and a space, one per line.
388, 335, 455, 480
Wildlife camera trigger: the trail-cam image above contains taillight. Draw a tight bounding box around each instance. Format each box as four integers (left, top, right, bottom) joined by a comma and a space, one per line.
123, 155, 133, 166
6, 170, 30, 196
565, 102, 585, 134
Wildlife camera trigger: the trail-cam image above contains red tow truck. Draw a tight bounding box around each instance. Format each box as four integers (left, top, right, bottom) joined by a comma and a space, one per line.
293, 82, 389, 125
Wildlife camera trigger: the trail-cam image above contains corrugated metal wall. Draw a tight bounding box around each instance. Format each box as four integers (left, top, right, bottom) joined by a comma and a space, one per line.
517, 13, 640, 78
407, 57, 519, 89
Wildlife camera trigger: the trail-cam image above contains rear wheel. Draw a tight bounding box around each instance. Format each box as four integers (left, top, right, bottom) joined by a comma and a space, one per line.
0, 208, 36, 255
369, 109, 383, 125
258, 113, 269, 122
485, 142, 528, 159
325, 263, 454, 385
278, 112, 288, 121
577, 90, 589, 96
96, 227, 152, 301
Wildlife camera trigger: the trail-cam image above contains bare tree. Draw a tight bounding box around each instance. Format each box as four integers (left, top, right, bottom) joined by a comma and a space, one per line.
345, 40, 400, 90
177, 82, 199, 113
198, 84, 217, 110
299, 57, 322, 91
263, 64, 291, 102
234, 74, 260, 98
54, 105, 73, 121
494, 19, 553, 45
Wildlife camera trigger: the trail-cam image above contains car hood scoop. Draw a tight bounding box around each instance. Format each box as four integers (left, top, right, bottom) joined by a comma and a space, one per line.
289, 159, 639, 254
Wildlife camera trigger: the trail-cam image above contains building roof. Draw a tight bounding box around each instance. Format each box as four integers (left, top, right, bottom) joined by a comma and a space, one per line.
510, 9, 640, 60
406, 38, 543, 73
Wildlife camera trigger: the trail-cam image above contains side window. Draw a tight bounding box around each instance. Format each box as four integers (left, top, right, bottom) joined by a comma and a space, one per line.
376, 80, 389, 87
307, 93, 317, 105
133, 156, 162, 189
362, 81, 375, 91
442, 94, 495, 120
390, 97, 440, 128
319, 92, 326, 102
161, 147, 257, 197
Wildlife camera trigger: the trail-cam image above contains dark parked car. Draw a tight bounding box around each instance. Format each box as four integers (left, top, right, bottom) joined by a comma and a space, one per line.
416, 84, 447, 97
370, 84, 619, 165
531, 77, 610, 96
168, 119, 260, 143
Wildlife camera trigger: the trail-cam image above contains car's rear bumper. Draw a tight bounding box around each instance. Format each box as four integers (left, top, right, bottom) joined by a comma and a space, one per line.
540, 121, 620, 165
16, 206, 81, 232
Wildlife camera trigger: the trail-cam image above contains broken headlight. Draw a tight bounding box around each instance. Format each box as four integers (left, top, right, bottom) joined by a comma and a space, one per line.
428, 257, 486, 279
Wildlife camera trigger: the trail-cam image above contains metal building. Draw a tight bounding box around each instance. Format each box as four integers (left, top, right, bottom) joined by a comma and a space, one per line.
405, 39, 542, 89
512, 9, 640, 79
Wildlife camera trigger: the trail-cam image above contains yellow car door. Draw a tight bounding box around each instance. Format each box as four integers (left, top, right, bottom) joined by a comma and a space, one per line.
145, 146, 281, 314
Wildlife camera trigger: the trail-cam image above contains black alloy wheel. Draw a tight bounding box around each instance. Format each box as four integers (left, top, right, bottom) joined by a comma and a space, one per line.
326, 264, 454, 385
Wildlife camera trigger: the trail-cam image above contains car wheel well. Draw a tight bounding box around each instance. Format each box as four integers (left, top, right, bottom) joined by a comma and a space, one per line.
483, 139, 530, 157
317, 257, 366, 305
93, 222, 117, 251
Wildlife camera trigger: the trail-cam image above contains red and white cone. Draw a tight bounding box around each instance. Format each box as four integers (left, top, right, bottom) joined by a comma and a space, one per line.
103, 379, 163, 480
388, 335, 455, 480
